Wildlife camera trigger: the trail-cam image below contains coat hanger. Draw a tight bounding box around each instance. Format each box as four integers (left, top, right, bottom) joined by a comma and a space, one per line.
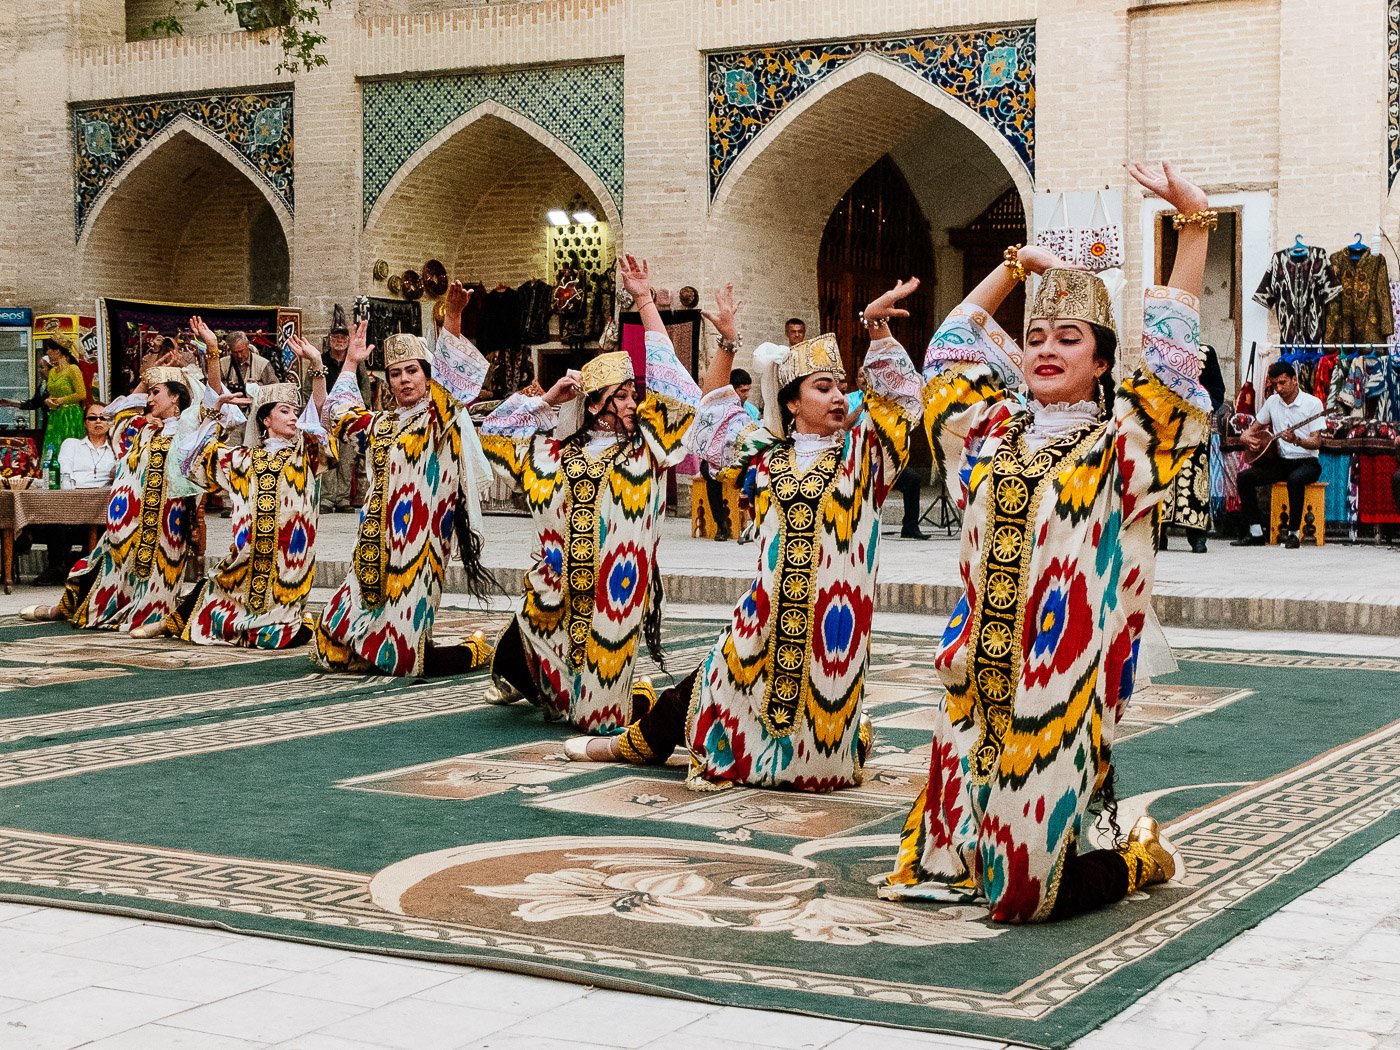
1348, 232, 1368, 258
1289, 235, 1309, 258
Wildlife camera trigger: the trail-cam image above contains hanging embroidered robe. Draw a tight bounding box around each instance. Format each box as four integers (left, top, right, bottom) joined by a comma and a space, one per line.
480, 331, 701, 732
880, 286, 1209, 923
174, 400, 330, 649
57, 396, 194, 631
314, 331, 488, 676
1253, 247, 1341, 346
678, 339, 923, 792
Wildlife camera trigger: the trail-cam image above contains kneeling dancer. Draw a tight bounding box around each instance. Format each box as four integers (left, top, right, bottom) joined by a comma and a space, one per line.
482, 256, 701, 732
24, 363, 200, 630
566, 281, 923, 791
139, 317, 330, 647
881, 162, 1214, 922
314, 285, 495, 677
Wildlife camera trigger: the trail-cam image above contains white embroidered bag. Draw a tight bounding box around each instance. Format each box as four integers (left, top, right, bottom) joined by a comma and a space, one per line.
1034, 193, 1078, 261
1079, 190, 1124, 272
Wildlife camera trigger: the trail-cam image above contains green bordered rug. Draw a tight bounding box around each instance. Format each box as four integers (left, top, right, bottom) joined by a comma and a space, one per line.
0, 612, 1397, 1048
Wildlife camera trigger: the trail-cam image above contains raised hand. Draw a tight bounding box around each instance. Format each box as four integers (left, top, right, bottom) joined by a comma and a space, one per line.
1017, 245, 1070, 276
701, 283, 741, 343
287, 334, 323, 367
446, 280, 472, 317
217, 392, 253, 409
542, 370, 581, 407
618, 255, 652, 303
864, 277, 921, 323
347, 320, 374, 366
189, 315, 219, 351
1129, 160, 1209, 215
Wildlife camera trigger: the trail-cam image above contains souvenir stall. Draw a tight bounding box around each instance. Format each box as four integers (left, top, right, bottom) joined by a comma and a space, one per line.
1229, 232, 1400, 540
96, 297, 301, 400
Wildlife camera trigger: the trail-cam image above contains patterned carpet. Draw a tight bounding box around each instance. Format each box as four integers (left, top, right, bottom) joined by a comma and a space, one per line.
0, 612, 1397, 1048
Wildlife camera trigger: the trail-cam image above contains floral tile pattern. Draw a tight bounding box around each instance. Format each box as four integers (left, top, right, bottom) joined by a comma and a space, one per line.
361, 61, 624, 223
71, 91, 294, 240
707, 23, 1036, 198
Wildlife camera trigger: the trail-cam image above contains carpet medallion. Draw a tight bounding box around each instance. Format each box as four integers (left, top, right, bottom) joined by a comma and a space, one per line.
0, 613, 1396, 1048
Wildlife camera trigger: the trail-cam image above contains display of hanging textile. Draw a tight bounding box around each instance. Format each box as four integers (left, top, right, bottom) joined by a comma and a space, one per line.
1318, 451, 1353, 522
1326, 247, 1394, 346
1254, 246, 1341, 345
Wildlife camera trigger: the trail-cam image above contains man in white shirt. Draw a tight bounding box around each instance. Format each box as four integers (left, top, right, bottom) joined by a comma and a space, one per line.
58, 403, 117, 489
1233, 361, 1326, 549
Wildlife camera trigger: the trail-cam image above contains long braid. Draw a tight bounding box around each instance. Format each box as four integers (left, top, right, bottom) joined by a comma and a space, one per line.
1087, 765, 1124, 848
453, 491, 499, 605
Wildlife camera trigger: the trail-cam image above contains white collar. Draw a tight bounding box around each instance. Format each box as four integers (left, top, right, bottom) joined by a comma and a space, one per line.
264, 437, 294, 454
395, 398, 429, 421
793, 430, 841, 453
1025, 400, 1102, 450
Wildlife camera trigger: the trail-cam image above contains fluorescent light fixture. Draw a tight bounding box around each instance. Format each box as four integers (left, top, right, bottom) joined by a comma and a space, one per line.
547, 209, 570, 226
571, 210, 596, 225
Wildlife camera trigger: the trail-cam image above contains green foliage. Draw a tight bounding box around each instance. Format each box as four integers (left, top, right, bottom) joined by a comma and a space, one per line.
139, 0, 332, 74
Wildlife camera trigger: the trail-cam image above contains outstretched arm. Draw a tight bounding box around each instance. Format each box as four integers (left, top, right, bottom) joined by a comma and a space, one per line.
435, 281, 490, 405
858, 279, 926, 505
619, 255, 666, 336
1130, 160, 1209, 298
699, 284, 741, 394
191, 316, 223, 395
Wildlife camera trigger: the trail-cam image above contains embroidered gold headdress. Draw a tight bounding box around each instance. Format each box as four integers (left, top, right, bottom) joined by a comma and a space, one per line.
580, 351, 634, 397
753, 333, 847, 437
384, 333, 430, 368
144, 365, 188, 389
243, 382, 303, 449
1030, 268, 1117, 339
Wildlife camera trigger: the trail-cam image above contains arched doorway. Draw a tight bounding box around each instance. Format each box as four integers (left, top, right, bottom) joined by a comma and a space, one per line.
818, 156, 936, 378
79, 125, 292, 306
366, 109, 620, 395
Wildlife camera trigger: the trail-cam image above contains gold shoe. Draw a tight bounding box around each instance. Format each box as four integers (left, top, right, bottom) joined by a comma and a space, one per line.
129, 621, 166, 640
1127, 815, 1177, 885
19, 605, 55, 622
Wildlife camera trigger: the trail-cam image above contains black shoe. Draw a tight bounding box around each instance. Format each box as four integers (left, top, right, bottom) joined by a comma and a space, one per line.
1283, 532, 1301, 550
1158, 533, 1169, 551
900, 529, 930, 540
1231, 534, 1266, 547
1189, 536, 1208, 554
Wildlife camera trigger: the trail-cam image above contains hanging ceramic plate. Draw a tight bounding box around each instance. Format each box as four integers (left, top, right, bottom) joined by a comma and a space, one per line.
387, 274, 403, 296
422, 259, 448, 298
372, 259, 390, 281
401, 270, 423, 301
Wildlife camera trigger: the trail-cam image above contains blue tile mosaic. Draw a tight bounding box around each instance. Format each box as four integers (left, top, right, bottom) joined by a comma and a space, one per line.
361, 61, 624, 223
72, 91, 294, 241
707, 24, 1035, 198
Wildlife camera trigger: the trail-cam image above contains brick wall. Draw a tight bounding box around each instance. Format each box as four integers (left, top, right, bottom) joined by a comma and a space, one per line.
6, 0, 1394, 357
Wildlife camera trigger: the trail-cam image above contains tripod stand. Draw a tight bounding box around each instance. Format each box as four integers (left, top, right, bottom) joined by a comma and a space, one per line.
919, 484, 961, 537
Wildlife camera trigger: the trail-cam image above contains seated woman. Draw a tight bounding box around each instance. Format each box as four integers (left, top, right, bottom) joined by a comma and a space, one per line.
481, 256, 701, 734
880, 161, 1214, 923
132, 317, 330, 648
565, 280, 923, 792
23, 362, 200, 630
314, 284, 496, 677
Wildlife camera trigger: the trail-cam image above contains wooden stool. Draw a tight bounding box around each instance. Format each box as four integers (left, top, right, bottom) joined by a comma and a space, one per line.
1269, 482, 1327, 546
690, 474, 746, 539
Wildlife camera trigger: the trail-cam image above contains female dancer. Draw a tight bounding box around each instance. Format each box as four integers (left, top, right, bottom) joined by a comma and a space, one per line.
565, 281, 923, 791
314, 283, 496, 677
881, 162, 1214, 922
481, 256, 701, 733
132, 318, 330, 647
22, 361, 199, 630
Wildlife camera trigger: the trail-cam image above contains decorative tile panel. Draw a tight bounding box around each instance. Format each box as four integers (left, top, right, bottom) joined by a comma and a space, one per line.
1389, 0, 1399, 186
361, 61, 624, 223
71, 91, 294, 241
707, 24, 1035, 198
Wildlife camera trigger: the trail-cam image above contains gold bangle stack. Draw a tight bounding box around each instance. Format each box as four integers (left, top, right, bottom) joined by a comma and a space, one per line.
1172, 210, 1219, 231
1003, 244, 1027, 283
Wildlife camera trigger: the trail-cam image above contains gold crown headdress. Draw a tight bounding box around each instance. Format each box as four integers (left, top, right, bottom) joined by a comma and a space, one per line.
243, 382, 304, 448
580, 351, 634, 397
384, 333, 430, 368
753, 333, 846, 436
1030, 268, 1117, 339
144, 366, 188, 389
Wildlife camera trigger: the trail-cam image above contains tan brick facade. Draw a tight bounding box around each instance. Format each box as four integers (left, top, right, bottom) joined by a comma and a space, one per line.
2, 0, 1393, 387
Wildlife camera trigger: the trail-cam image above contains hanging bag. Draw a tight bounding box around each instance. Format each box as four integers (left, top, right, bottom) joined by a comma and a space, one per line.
1234, 341, 1257, 422
1079, 189, 1124, 271
1034, 193, 1078, 261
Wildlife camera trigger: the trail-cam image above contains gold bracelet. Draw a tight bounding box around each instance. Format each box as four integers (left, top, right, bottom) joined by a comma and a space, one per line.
1171, 210, 1219, 231
1003, 244, 1027, 283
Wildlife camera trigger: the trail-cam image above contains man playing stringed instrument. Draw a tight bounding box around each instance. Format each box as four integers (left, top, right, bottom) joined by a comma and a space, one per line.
1233, 360, 1326, 548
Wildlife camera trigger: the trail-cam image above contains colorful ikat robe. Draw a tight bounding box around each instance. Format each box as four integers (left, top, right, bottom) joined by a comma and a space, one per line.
882, 286, 1210, 922
57, 396, 194, 631
480, 331, 701, 732
679, 338, 923, 791
314, 331, 488, 676
175, 398, 331, 649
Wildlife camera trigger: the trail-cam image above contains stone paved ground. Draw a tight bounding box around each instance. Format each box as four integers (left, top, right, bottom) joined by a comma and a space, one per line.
0, 584, 1397, 1048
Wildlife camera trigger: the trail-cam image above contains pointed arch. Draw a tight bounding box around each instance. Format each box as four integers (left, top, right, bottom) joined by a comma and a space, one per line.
365, 100, 622, 233
77, 115, 292, 252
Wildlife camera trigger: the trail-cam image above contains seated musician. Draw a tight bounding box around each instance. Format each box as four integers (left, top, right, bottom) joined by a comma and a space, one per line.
1233, 361, 1325, 549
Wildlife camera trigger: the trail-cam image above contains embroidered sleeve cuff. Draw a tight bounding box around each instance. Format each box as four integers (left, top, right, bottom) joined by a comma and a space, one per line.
644, 329, 703, 408
481, 392, 556, 438
434, 329, 490, 405
923, 302, 1024, 392
1141, 286, 1211, 413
